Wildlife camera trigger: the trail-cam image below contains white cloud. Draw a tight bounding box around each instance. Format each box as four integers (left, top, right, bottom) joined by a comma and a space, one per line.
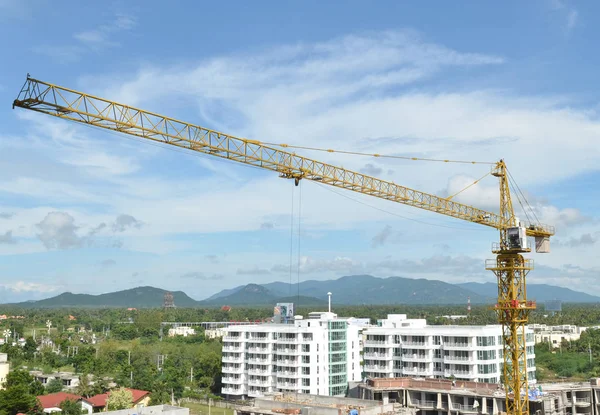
33, 13, 136, 62
36, 212, 83, 250
550, 0, 579, 33
0, 281, 59, 293
112, 214, 143, 232
0, 230, 16, 245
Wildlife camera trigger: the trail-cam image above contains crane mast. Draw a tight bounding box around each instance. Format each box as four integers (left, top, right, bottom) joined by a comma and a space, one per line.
13, 76, 554, 415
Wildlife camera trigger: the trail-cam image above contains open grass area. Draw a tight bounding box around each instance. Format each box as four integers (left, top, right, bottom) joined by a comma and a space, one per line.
181, 403, 234, 415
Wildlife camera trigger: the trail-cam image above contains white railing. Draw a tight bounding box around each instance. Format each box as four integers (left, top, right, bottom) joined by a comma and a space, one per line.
413, 400, 436, 408
445, 356, 471, 361
364, 365, 389, 371
365, 340, 388, 345
364, 353, 389, 359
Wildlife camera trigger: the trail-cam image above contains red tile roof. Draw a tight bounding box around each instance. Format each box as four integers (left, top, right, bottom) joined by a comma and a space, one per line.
37, 392, 82, 409
87, 388, 149, 408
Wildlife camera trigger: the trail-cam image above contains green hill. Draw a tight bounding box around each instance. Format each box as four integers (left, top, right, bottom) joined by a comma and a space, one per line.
13, 286, 198, 308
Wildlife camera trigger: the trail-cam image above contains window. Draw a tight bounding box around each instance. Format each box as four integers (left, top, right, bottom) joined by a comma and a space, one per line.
302, 344, 310, 353
302, 378, 310, 386
433, 336, 441, 345
302, 367, 310, 375
302, 355, 310, 364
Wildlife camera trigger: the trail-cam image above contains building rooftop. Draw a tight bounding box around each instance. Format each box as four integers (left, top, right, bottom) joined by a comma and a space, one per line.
37, 392, 82, 409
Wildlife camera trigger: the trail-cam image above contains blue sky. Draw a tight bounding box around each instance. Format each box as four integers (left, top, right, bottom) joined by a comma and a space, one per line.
0, 0, 599, 302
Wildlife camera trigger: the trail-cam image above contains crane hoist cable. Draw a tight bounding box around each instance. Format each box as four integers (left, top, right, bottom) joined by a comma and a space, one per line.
262, 141, 496, 165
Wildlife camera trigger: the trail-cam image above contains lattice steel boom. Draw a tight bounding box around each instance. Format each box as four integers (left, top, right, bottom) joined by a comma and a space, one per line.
13, 76, 554, 415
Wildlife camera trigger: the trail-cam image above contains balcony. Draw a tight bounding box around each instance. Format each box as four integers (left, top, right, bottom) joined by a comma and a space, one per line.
276, 359, 300, 367
223, 346, 243, 352
222, 377, 244, 384
248, 378, 272, 386
403, 342, 427, 347
574, 397, 591, 407
247, 347, 270, 353
444, 343, 471, 349
455, 404, 480, 413
402, 355, 429, 362
276, 348, 299, 355
445, 370, 474, 376
364, 365, 389, 371
276, 370, 300, 377
222, 366, 241, 373
247, 368, 270, 375
248, 336, 271, 342
365, 340, 390, 346
222, 356, 243, 363
363, 353, 390, 359
248, 357, 271, 364
221, 387, 243, 395
445, 355, 472, 362
278, 337, 299, 343
412, 400, 436, 409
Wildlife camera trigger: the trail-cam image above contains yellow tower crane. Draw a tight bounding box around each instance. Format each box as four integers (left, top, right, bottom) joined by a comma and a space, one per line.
13, 76, 554, 415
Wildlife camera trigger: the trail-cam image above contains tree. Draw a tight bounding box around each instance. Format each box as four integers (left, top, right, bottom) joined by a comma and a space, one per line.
46, 378, 64, 394
59, 399, 84, 415
106, 388, 133, 411
0, 384, 41, 415
5, 370, 45, 396
74, 374, 93, 398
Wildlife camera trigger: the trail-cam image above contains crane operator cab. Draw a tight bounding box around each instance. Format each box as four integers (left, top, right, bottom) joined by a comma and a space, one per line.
507, 219, 530, 252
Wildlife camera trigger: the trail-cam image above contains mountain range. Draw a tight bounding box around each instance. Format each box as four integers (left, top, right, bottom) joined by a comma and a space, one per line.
3, 275, 599, 308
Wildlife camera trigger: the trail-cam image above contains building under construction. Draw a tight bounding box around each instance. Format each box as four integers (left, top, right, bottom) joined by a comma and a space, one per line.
354, 377, 600, 415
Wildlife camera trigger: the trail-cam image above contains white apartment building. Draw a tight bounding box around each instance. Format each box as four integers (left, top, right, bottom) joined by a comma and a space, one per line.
363, 314, 536, 384
221, 312, 365, 399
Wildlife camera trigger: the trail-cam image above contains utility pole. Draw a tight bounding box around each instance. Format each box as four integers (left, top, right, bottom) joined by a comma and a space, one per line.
128, 351, 131, 365
190, 367, 193, 382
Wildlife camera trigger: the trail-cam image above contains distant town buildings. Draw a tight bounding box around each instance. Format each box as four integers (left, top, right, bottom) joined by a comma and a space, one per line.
530, 324, 588, 348
37, 388, 151, 414
168, 326, 196, 337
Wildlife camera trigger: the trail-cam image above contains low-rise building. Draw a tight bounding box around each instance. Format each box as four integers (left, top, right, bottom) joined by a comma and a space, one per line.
31, 371, 80, 390
0, 353, 9, 390
362, 314, 536, 384
168, 326, 196, 337
86, 388, 151, 412
530, 324, 588, 348
37, 392, 94, 414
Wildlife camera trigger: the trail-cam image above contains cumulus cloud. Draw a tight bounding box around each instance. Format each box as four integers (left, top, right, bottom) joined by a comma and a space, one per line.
556, 232, 599, 248
180, 272, 224, 280
0, 212, 14, 219
112, 214, 143, 232
0, 230, 16, 245
36, 212, 83, 249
